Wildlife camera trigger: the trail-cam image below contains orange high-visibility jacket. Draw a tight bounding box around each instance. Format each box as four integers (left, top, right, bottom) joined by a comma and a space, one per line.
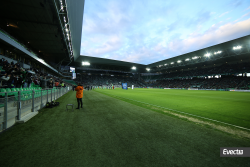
75, 86, 84, 98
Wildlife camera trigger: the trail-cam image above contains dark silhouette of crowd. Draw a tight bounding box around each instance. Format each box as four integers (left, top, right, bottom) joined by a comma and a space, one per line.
142, 62, 250, 90
0, 57, 67, 89
152, 76, 250, 90
2, 55, 247, 90
74, 75, 146, 88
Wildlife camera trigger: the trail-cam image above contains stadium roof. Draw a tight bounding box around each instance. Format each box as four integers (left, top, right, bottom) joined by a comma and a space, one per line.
0, 0, 74, 69
75, 1, 250, 73
0, 0, 249, 75
76, 35, 250, 73
148, 35, 250, 68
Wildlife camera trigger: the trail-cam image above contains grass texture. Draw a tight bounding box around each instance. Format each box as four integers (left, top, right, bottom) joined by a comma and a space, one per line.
96, 88, 250, 130
0, 90, 249, 167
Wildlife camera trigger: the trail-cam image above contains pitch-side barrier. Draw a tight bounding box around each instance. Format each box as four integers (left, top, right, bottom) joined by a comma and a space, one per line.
0, 86, 70, 132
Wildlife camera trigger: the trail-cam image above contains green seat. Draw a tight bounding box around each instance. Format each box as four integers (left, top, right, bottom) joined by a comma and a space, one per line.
42, 90, 48, 95
18, 88, 25, 95
14, 88, 20, 100
21, 94, 27, 101
23, 89, 31, 97
0, 88, 6, 92
6, 88, 12, 96
21, 88, 28, 95
26, 89, 33, 97
11, 88, 18, 96
34, 89, 39, 97
0, 89, 6, 97
21, 91, 32, 100
0, 92, 5, 98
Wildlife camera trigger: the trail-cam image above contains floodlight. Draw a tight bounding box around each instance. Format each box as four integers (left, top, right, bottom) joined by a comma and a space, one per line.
171, 62, 174, 64
192, 56, 198, 59
204, 53, 211, 57
82, 62, 90, 66
164, 64, 168, 66
233, 46, 242, 50
146, 68, 150, 71
177, 60, 181, 63
131, 66, 136, 70
185, 58, 190, 61
214, 51, 222, 55
60, 0, 64, 12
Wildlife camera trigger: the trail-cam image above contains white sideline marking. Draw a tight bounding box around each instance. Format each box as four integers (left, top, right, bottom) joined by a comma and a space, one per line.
103, 92, 250, 131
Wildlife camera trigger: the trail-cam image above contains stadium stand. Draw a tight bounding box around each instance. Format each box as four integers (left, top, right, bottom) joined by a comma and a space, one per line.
63, 79, 77, 86
137, 62, 250, 90
74, 75, 145, 88
0, 55, 71, 89
1, 1, 250, 166
151, 76, 250, 90
0, 54, 76, 131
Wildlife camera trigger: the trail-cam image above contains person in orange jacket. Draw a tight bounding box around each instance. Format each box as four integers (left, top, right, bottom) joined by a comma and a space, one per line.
75, 83, 84, 109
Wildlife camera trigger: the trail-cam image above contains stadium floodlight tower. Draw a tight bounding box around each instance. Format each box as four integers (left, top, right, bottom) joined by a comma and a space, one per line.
82, 62, 90, 66
131, 66, 136, 70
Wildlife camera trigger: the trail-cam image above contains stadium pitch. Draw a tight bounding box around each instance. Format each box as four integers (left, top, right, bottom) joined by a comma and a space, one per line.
96, 88, 250, 135
0, 90, 249, 166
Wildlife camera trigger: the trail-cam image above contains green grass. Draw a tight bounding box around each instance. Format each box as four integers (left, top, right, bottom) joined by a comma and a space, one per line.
0, 90, 249, 167
96, 88, 250, 130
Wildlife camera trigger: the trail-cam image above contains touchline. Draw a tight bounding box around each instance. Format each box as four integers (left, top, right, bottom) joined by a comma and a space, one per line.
223, 149, 243, 155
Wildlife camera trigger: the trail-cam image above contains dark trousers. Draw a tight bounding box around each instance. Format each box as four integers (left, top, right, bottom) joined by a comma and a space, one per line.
77, 98, 83, 108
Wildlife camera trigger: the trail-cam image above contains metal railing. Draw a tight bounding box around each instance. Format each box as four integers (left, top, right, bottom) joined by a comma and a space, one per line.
0, 86, 71, 132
